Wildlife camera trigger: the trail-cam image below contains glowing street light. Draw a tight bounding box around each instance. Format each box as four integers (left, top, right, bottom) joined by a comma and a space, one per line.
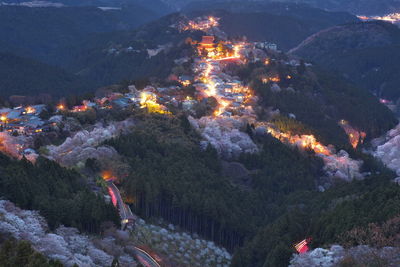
101, 170, 114, 180
57, 104, 65, 111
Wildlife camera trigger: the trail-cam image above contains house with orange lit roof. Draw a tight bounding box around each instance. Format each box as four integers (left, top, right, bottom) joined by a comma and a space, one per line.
199, 36, 215, 51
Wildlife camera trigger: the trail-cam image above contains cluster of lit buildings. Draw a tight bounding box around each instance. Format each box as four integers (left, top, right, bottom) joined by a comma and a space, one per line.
196, 35, 248, 61
177, 16, 282, 117
180, 16, 220, 32
192, 43, 256, 117
0, 16, 287, 138
92, 85, 198, 115
191, 37, 281, 117
179, 16, 352, 159
0, 105, 47, 135
0, 16, 289, 140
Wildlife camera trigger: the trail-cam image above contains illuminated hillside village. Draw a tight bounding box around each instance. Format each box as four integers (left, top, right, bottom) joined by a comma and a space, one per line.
0, 15, 367, 184
0, 15, 388, 267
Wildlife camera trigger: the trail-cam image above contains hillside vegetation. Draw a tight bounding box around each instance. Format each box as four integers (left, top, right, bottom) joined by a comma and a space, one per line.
0, 52, 94, 97
67, 13, 202, 86
240, 60, 397, 144
0, 154, 120, 233
105, 114, 324, 250
104, 111, 399, 266
291, 21, 400, 101
0, 5, 162, 67
0, 237, 62, 267
0, 4, 170, 97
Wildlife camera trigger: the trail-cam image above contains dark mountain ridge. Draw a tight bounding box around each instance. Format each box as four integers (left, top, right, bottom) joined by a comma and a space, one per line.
0, 52, 94, 98
0, 4, 163, 67
284, 0, 400, 16
291, 20, 400, 101
171, 0, 400, 15
64, 13, 201, 86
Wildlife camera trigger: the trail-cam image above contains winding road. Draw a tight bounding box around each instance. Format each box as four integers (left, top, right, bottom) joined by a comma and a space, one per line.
106, 181, 136, 227
133, 247, 162, 267
106, 181, 165, 266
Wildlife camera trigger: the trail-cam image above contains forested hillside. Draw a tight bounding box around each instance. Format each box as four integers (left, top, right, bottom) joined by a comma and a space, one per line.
291, 21, 400, 101
105, 114, 324, 250
232, 175, 400, 267
0, 5, 162, 67
239, 60, 397, 144
0, 154, 119, 233
0, 237, 62, 267
0, 4, 169, 97
66, 13, 201, 86
103, 110, 399, 266
0, 52, 94, 97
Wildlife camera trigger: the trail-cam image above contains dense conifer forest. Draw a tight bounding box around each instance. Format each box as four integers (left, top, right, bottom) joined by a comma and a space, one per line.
0, 154, 120, 233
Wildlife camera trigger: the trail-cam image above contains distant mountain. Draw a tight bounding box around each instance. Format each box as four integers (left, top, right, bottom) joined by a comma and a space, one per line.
132, 0, 173, 15
291, 21, 400, 101
168, 0, 400, 15
1, 0, 172, 15
0, 4, 164, 67
0, 52, 93, 97
280, 0, 400, 16
183, 1, 357, 22
182, 2, 358, 51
